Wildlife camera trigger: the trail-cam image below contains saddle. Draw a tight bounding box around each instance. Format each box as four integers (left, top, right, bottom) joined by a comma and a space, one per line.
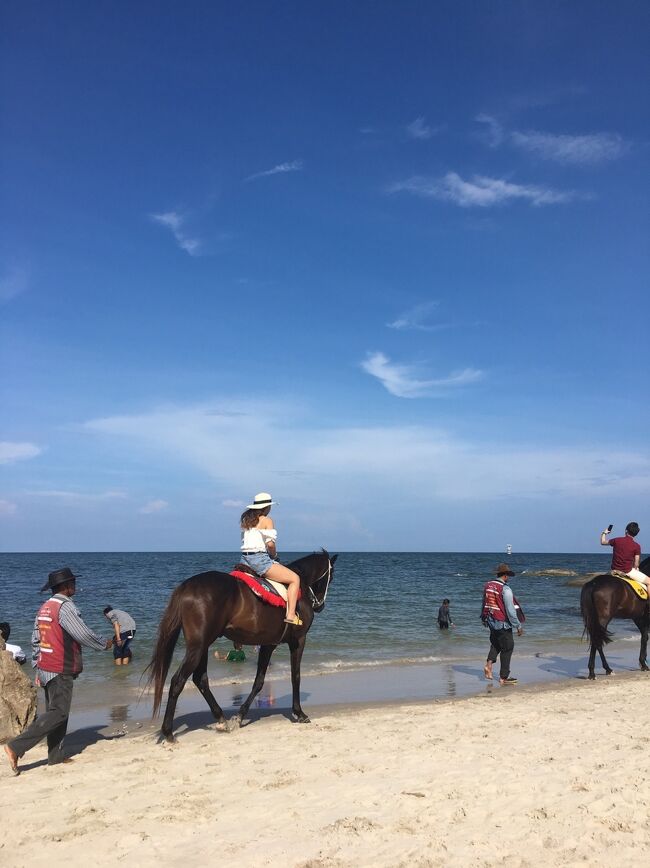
230, 564, 292, 607
611, 571, 649, 601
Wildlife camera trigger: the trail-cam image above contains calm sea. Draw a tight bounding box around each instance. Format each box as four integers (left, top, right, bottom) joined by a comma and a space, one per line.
1, 550, 624, 700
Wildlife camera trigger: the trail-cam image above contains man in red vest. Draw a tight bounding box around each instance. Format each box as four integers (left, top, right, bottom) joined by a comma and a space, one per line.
481, 563, 524, 685
4, 567, 112, 776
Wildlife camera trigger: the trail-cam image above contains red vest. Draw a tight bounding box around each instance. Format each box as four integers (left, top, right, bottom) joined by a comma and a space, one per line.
481, 580, 526, 624
36, 597, 83, 675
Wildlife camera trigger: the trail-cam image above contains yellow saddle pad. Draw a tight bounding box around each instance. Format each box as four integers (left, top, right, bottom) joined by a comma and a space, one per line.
611, 572, 649, 600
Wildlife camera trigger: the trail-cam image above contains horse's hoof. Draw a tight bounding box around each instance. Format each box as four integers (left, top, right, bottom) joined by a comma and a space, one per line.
606, 670, 615, 676
292, 712, 311, 724
641, 664, 649, 672
214, 720, 228, 733
159, 733, 177, 745
587, 674, 596, 681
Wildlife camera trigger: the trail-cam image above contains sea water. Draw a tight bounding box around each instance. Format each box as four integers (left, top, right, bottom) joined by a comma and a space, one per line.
0, 551, 638, 722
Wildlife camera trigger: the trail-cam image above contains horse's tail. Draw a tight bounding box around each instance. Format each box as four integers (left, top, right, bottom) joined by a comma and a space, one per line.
580, 580, 613, 647
144, 586, 184, 717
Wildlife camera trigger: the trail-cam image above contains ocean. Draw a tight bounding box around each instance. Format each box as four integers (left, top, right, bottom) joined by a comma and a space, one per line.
1, 550, 638, 725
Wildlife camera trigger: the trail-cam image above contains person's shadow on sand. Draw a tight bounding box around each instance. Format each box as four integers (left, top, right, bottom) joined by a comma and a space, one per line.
453, 664, 490, 683
12, 725, 128, 772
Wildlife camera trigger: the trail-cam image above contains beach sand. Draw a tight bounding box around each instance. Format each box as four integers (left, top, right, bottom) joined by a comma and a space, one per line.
2, 674, 649, 867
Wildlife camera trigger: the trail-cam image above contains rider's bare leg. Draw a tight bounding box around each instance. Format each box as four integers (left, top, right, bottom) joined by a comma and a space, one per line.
264, 563, 300, 621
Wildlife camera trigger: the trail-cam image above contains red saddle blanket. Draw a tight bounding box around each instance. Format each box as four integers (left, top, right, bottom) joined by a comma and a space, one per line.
230, 570, 300, 608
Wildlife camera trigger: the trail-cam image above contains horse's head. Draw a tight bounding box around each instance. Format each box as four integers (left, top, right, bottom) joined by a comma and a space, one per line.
292, 550, 337, 613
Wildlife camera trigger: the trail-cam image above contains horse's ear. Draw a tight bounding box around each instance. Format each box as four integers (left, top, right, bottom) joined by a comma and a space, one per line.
331, 554, 338, 564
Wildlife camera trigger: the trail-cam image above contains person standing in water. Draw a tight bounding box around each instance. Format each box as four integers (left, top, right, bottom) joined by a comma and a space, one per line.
437, 599, 454, 630
240, 492, 302, 626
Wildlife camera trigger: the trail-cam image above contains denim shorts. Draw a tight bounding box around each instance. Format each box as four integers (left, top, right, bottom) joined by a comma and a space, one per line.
113, 631, 135, 659
241, 551, 275, 576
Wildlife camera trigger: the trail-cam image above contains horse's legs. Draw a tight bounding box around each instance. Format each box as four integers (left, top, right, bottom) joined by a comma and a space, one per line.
191, 650, 227, 727
289, 635, 309, 723
633, 616, 650, 671
160, 644, 205, 742
597, 645, 613, 676
237, 644, 276, 726
587, 640, 598, 680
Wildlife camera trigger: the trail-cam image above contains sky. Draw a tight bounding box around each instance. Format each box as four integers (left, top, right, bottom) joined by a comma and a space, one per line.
1, 1, 648, 553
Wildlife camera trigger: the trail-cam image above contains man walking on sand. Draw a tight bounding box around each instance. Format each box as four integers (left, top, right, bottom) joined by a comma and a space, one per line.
481, 564, 524, 686
4, 567, 112, 776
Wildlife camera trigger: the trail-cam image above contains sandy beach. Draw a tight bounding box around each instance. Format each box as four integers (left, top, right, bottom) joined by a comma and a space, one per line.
2, 673, 649, 867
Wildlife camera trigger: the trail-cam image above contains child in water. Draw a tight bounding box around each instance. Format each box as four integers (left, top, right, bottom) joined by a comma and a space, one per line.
240, 492, 302, 626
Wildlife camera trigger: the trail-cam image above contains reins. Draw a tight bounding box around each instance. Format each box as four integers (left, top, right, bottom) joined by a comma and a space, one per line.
307, 557, 332, 609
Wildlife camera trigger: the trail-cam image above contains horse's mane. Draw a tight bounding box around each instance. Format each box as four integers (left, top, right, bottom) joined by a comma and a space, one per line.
289, 548, 331, 572
640, 555, 650, 575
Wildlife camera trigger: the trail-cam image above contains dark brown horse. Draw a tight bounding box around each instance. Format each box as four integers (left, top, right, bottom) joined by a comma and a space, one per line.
581, 556, 650, 679
146, 550, 336, 741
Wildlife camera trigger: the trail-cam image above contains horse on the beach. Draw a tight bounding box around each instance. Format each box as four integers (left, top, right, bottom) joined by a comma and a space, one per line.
146, 550, 336, 741
580, 556, 650, 679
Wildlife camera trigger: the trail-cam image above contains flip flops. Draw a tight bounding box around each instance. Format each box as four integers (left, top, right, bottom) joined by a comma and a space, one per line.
284, 615, 303, 626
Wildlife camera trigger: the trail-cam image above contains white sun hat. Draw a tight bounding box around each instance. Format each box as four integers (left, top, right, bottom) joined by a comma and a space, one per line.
247, 492, 277, 509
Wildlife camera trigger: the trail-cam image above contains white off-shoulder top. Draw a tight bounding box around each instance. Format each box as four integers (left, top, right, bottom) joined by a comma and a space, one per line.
241, 526, 278, 553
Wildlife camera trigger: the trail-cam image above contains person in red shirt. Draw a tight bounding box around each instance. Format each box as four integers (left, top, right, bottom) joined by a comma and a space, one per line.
600, 522, 649, 597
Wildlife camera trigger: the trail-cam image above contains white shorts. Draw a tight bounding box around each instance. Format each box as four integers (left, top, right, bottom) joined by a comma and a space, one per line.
626, 567, 650, 584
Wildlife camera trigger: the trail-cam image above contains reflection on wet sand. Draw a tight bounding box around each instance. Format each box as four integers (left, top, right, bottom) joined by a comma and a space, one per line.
229, 686, 275, 709
110, 705, 130, 723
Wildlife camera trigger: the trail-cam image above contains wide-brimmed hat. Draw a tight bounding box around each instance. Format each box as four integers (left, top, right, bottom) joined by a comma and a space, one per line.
494, 563, 515, 577
40, 567, 80, 593
247, 492, 277, 510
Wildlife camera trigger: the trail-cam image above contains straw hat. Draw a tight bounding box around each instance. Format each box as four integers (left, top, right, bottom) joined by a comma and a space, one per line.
247, 492, 277, 510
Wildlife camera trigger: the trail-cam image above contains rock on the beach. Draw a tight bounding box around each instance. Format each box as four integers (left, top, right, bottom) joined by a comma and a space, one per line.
0, 638, 37, 744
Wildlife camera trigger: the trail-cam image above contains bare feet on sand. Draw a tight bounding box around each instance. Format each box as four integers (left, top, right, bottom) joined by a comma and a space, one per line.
483, 662, 493, 680
4, 744, 20, 776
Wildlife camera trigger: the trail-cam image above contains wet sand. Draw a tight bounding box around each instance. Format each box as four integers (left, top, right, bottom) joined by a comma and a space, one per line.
67, 640, 646, 736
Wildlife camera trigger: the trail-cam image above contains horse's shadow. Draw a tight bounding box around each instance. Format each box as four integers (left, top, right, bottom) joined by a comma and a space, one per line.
536, 653, 637, 680
171, 704, 299, 738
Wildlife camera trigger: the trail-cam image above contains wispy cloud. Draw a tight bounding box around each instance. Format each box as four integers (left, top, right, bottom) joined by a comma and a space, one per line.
245, 160, 303, 182
27, 489, 126, 502
361, 351, 483, 398
150, 211, 201, 255
82, 400, 650, 502
389, 172, 577, 207
0, 266, 29, 303
406, 116, 443, 140
222, 498, 245, 508
0, 499, 17, 516
139, 498, 168, 514
476, 114, 629, 166
510, 130, 629, 165
388, 301, 440, 331
475, 113, 505, 147
0, 442, 42, 464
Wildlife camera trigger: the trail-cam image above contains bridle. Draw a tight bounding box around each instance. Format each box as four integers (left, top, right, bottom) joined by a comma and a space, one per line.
307, 557, 332, 610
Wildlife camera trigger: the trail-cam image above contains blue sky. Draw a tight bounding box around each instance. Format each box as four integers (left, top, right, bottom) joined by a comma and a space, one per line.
1, 1, 648, 553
